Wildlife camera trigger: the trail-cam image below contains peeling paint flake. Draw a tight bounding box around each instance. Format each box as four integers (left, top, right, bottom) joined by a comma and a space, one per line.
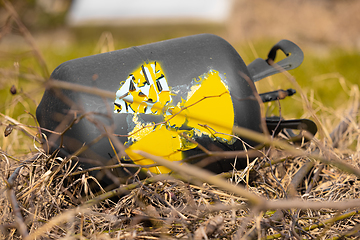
114, 61, 171, 114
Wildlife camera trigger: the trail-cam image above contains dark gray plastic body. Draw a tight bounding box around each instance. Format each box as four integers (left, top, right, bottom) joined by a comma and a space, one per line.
36, 34, 262, 183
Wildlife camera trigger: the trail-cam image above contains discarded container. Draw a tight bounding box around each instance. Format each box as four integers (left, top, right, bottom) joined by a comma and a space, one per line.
36, 34, 316, 184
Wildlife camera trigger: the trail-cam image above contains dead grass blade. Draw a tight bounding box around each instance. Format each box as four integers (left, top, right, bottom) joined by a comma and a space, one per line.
134, 150, 265, 206
2, 0, 49, 78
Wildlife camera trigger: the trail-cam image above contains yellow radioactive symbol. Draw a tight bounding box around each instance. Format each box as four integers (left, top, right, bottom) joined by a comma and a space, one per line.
117, 64, 235, 174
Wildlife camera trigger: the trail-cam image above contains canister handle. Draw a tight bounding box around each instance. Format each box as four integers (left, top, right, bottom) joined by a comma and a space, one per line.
247, 40, 304, 82
266, 117, 317, 143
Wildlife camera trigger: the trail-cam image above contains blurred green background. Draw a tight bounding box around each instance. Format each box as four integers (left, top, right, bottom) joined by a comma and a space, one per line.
1, 0, 360, 154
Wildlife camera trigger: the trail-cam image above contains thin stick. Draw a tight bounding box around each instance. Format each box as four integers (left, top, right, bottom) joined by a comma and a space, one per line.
6, 165, 29, 238
46, 80, 116, 99
7, 189, 29, 238
287, 160, 315, 196
232, 125, 360, 178
135, 150, 265, 206
2, 0, 49, 78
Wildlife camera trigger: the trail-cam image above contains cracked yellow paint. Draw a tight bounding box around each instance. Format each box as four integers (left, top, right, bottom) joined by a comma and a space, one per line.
126, 126, 196, 174
166, 70, 234, 141
128, 115, 154, 143
123, 68, 234, 174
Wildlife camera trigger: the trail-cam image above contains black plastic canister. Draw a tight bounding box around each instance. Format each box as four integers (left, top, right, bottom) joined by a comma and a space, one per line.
36, 34, 264, 182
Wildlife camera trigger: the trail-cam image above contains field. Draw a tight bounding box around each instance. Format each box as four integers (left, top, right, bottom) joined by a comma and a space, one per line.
1, 0, 360, 239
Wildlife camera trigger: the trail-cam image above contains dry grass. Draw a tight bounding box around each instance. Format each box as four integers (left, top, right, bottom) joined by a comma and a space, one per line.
2, 107, 360, 239
1, 1, 360, 239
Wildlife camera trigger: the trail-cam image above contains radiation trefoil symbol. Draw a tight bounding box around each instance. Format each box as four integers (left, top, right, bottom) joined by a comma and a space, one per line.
114, 62, 234, 174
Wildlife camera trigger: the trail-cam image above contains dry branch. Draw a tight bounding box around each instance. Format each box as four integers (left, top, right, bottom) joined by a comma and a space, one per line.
135, 150, 265, 206
2, 0, 49, 78
6, 166, 28, 238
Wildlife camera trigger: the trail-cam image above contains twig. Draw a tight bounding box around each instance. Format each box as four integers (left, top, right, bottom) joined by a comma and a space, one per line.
46, 79, 116, 100
0, 14, 12, 40
2, 0, 49, 78
194, 215, 224, 239
238, 70, 269, 136
7, 189, 29, 238
134, 150, 265, 206
84, 174, 171, 206
330, 104, 359, 148
287, 160, 315, 196
265, 209, 360, 240
303, 209, 360, 232
232, 125, 360, 178
0, 69, 46, 82
24, 174, 170, 240
0, 112, 40, 142
7, 166, 23, 187
305, 164, 324, 195
58, 162, 155, 178
330, 223, 360, 240
6, 165, 29, 238
24, 206, 90, 240
268, 59, 326, 140
265, 198, 360, 211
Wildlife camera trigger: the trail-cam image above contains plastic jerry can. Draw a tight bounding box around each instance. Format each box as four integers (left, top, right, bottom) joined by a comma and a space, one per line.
36, 34, 313, 184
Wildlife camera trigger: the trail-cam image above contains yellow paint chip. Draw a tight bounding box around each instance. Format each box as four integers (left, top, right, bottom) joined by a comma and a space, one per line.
126, 126, 183, 174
